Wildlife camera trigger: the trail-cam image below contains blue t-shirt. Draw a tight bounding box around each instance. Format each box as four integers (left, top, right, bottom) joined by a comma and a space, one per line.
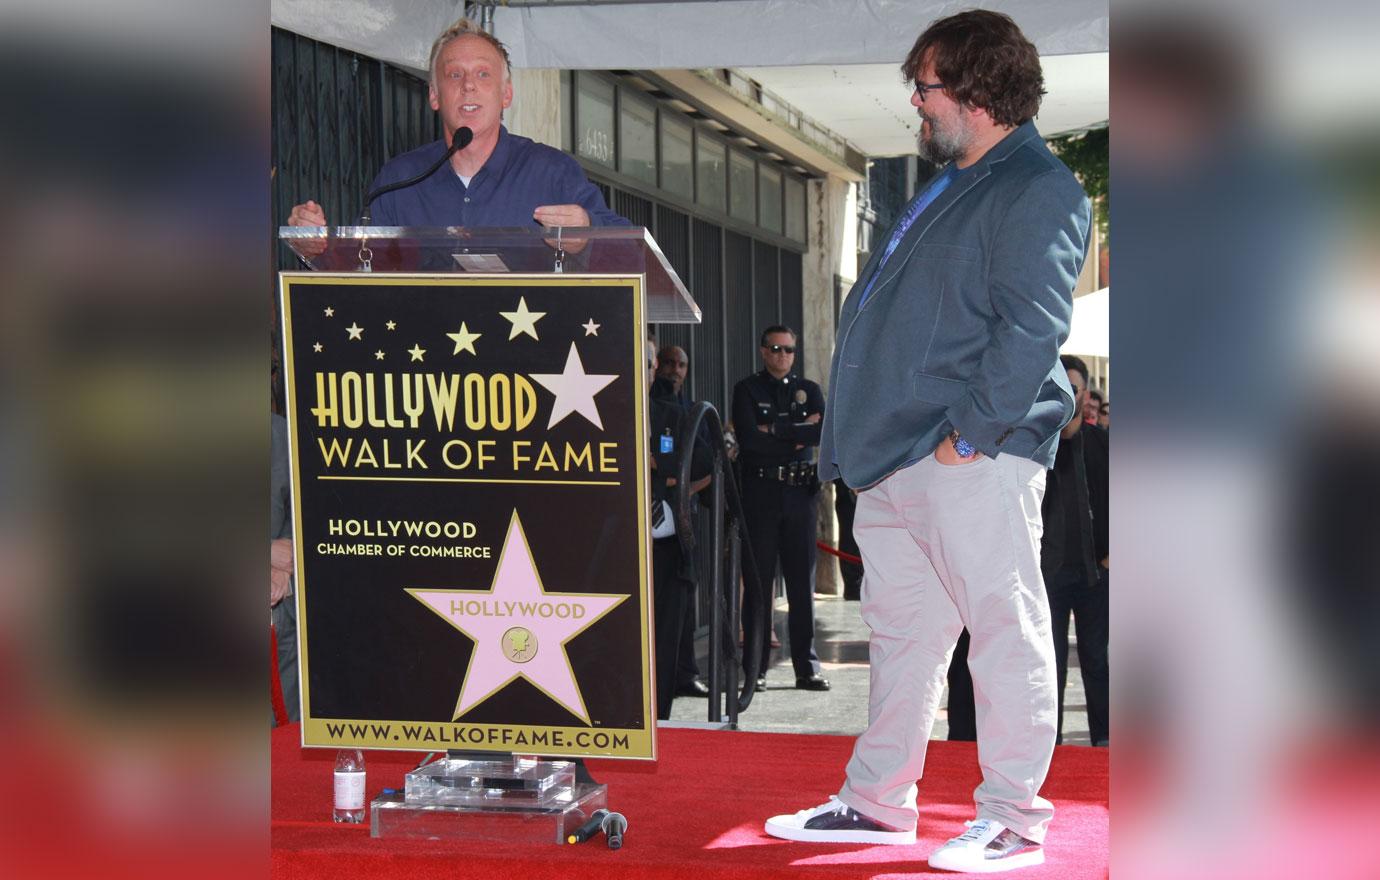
365, 126, 628, 228
857, 164, 961, 308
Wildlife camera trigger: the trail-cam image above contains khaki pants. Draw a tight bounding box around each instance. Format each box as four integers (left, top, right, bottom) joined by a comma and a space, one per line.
837, 452, 1057, 843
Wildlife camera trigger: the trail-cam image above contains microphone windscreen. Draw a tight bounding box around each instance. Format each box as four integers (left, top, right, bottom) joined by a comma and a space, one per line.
454, 127, 474, 150
602, 810, 628, 848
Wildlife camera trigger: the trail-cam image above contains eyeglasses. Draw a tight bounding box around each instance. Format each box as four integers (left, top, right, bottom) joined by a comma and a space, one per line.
913, 81, 945, 101
766, 344, 796, 354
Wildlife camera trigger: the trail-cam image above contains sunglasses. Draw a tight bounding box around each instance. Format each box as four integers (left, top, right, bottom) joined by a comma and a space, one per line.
766, 344, 796, 354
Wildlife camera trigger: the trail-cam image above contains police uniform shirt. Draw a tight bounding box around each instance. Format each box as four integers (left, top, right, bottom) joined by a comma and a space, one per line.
731, 371, 825, 469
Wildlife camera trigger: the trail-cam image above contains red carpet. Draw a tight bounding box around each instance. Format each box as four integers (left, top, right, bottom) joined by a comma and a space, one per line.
272, 723, 1107, 878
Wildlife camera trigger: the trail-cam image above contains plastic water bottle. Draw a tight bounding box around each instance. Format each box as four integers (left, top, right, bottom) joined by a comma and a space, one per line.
333, 749, 366, 823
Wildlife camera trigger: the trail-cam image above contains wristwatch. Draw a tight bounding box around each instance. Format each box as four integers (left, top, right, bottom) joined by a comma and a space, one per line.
949, 431, 976, 458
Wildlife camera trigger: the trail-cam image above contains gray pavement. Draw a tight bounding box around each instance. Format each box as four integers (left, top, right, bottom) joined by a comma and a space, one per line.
667, 595, 1094, 747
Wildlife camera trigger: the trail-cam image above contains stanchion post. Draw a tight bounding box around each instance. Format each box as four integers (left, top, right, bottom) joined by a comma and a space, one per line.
727, 523, 741, 729
707, 452, 725, 724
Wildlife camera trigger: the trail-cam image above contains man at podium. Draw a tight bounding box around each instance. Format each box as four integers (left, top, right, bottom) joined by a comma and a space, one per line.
287, 18, 625, 230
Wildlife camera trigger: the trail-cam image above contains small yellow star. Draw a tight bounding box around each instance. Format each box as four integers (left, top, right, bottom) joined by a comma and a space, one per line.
386, 320, 397, 331
408, 344, 426, 362
324, 307, 334, 317
346, 322, 363, 340
446, 322, 482, 356
312, 342, 323, 353
499, 296, 546, 341
375, 350, 386, 360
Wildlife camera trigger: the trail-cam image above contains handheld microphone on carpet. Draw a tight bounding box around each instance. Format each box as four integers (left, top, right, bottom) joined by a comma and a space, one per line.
567, 809, 608, 844
359, 126, 473, 222
601, 811, 628, 850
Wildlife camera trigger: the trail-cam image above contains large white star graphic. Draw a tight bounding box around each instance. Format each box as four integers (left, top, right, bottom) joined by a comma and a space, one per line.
500, 296, 546, 340
407, 512, 626, 722
530, 342, 618, 430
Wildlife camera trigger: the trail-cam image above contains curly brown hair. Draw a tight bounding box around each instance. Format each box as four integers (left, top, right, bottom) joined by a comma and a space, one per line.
901, 10, 1045, 128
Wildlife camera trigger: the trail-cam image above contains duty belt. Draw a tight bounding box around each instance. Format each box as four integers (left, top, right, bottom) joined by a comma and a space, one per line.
750, 461, 817, 486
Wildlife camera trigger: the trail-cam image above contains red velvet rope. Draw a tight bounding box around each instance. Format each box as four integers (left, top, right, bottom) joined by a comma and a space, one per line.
270, 622, 289, 727
816, 540, 862, 565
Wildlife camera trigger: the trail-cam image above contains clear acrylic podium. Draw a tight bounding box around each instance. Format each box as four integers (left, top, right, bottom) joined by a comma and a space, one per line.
370, 754, 609, 844
280, 224, 701, 324
279, 225, 695, 842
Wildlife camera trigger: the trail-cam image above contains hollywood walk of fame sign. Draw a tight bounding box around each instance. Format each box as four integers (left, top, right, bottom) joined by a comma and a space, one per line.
279, 273, 655, 759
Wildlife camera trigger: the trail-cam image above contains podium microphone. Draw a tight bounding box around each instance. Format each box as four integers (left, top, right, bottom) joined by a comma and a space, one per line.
360, 126, 473, 223
601, 811, 628, 850
567, 809, 608, 845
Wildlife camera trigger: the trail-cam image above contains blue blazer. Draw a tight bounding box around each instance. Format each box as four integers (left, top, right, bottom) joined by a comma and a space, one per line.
820, 122, 1091, 489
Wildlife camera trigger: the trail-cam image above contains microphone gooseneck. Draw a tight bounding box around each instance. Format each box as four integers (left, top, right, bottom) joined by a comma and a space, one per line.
359, 126, 473, 223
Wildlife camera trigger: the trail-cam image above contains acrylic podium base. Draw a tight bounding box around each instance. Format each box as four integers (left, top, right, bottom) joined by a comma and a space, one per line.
370, 754, 607, 844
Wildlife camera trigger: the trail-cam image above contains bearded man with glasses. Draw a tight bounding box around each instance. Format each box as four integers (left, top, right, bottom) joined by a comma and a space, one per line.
763, 10, 1091, 874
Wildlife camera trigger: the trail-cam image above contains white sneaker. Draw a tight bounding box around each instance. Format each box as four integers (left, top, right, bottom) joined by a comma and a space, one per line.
764, 795, 916, 844
927, 818, 1044, 873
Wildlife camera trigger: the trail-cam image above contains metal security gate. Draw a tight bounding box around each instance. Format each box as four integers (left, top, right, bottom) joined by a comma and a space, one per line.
271, 27, 441, 273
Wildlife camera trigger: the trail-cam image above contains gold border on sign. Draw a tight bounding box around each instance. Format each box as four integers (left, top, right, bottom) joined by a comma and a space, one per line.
279, 272, 655, 759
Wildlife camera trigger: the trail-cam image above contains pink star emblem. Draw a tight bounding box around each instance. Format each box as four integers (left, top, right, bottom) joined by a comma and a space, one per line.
408, 511, 627, 723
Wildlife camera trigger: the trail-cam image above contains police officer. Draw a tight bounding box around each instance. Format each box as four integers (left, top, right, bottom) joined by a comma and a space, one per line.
732, 325, 829, 692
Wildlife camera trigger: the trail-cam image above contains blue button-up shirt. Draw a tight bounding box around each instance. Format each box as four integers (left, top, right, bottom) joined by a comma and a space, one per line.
365, 126, 628, 228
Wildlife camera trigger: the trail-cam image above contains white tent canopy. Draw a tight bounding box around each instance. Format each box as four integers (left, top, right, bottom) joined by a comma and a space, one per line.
493, 0, 1107, 69
270, 1, 1108, 73
1061, 287, 1109, 359
268, 0, 1109, 158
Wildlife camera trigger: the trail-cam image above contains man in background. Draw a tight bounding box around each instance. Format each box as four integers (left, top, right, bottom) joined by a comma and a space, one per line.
647, 340, 711, 718
1044, 355, 1109, 746
1084, 387, 1104, 427
653, 345, 690, 406
651, 342, 709, 698
947, 357, 1108, 747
